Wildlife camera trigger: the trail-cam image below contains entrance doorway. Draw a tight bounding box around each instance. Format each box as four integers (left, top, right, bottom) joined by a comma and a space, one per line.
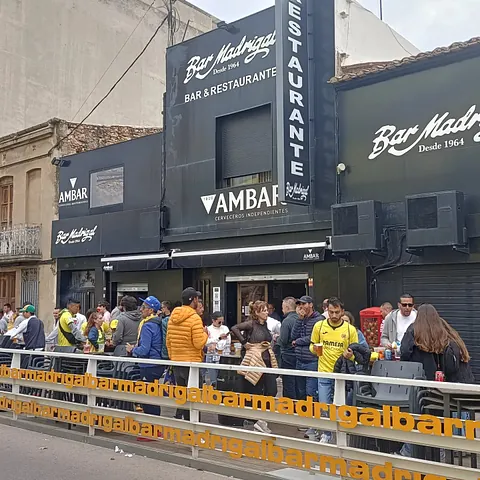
226, 276, 308, 327
237, 283, 268, 323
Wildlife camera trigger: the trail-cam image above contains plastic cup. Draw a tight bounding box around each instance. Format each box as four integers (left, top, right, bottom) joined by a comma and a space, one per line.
314, 343, 323, 356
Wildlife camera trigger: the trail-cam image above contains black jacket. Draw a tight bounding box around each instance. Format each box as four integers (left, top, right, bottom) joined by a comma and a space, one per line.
291, 311, 323, 364
400, 324, 474, 382
23, 316, 45, 350
278, 311, 298, 355
333, 342, 371, 389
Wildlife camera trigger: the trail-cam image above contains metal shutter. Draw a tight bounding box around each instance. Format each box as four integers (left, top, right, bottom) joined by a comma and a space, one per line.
218, 104, 273, 179
402, 264, 480, 378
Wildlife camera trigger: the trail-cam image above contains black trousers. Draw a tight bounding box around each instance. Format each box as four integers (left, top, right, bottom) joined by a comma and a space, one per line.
240, 369, 277, 400
140, 366, 164, 416
173, 365, 190, 421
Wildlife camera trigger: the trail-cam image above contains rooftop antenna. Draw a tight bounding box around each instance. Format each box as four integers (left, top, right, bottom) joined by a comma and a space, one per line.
379, 0, 383, 21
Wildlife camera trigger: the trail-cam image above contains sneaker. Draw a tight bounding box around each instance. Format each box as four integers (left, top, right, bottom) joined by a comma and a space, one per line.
254, 420, 272, 434
318, 433, 331, 444
304, 428, 317, 438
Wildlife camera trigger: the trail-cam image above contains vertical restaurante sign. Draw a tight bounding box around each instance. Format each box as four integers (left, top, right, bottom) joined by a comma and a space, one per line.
276, 0, 312, 206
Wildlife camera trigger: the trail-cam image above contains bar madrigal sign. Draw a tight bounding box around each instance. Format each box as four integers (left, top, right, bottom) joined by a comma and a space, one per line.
276, 0, 312, 206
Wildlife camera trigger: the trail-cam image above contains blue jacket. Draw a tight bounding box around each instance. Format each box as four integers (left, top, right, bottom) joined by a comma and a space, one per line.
291, 311, 323, 364
132, 317, 163, 367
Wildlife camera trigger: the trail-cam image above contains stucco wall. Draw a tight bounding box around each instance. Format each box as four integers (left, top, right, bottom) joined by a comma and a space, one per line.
335, 0, 420, 68
0, 0, 215, 137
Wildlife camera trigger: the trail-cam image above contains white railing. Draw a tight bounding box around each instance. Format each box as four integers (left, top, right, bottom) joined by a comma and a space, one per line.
0, 348, 479, 480
0, 224, 41, 257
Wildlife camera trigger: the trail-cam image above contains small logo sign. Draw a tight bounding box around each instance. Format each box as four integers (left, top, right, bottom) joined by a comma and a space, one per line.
201, 195, 217, 215
69, 178, 77, 188
303, 248, 321, 262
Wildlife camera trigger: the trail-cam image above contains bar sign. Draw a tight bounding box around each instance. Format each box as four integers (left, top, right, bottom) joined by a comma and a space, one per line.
276, 0, 312, 206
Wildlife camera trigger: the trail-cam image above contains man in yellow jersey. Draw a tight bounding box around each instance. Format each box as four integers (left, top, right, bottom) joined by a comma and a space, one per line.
57, 299, 87, 347
310, 296, 358, 443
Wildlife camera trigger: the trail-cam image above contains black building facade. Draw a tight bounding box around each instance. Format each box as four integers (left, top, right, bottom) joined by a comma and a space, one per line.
51, 133, 175, 309
335, 44, 480, 374
101, 3, 343, 327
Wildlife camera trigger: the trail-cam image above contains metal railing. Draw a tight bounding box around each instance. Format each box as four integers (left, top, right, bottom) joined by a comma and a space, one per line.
0, 348, 479, 480
0, 224, 41, 258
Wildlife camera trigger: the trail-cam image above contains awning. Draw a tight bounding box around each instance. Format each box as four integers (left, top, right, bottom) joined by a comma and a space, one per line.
100, 253, 168, 272
170, 242, 326, 269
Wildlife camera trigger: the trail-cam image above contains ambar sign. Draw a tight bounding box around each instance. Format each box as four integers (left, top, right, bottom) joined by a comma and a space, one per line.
201, 184, 288, 222
59, 178, 88, 207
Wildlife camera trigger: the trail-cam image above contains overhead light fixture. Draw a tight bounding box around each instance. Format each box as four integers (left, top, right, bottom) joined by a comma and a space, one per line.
51, 157, 71, 167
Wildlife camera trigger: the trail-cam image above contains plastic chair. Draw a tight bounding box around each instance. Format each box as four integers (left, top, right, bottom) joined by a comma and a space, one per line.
353, 361, 425, 411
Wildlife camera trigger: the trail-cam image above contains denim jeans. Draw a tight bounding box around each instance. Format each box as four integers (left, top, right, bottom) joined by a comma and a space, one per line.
296, 359, 318, 402
140, 366, 165, 416
317, 378, 335, 439
281, 352, 298, 399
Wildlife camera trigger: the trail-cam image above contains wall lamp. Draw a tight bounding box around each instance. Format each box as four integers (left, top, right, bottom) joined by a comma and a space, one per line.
51, 157, 71, 167
336, 163, 349, 175
217, 21, 239, 34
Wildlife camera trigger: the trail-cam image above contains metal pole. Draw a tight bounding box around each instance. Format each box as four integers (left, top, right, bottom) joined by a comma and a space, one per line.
379, 0, 383, 20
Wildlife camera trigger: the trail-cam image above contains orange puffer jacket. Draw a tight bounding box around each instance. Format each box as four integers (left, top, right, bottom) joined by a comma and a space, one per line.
166, 306, 208, 363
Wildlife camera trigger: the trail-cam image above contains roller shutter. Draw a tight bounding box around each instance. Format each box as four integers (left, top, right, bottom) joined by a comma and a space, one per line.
402, 264, 480, 379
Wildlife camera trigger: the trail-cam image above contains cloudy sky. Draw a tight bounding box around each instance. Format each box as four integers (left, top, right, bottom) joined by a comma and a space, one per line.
189, 0, 480, 52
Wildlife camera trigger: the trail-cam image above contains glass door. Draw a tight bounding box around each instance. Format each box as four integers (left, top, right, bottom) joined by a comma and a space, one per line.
237, 283, 268, 323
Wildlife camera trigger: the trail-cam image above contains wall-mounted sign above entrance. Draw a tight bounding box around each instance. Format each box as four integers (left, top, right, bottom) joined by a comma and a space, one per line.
59, 177, 89, 208
55, 225, 98, 245
184, 31, 276, 85
369, 104, 480, 160
200, 183, 288, 222
276, 0, 312, 206
52, 215, 102, 258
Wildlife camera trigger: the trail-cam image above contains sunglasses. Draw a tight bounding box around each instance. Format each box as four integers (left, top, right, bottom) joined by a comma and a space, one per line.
400, 303, 414, 307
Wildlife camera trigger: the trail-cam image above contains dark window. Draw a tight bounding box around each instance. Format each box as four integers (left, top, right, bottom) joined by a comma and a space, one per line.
90, 166, 124, 208
216, 104, 273, 188
408, 196, 438, 230
333, 205, 358, 236
224, 172, 272, 188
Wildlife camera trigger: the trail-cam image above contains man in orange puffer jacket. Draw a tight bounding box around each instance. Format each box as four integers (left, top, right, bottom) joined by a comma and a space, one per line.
167, 287, 208, 420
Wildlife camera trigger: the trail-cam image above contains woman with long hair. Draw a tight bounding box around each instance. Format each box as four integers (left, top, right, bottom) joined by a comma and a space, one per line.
401, 304, 473, 382
84, 311, 105, 353
231, 300, 278, 434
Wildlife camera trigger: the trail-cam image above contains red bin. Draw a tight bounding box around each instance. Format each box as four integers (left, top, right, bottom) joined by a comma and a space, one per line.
360, 307, 383, 347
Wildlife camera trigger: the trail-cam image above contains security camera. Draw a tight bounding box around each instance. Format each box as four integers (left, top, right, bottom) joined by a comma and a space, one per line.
336, 163, 347, 175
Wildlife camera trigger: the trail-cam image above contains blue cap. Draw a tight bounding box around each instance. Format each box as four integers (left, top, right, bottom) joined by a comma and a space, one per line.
139, 296, 161, 312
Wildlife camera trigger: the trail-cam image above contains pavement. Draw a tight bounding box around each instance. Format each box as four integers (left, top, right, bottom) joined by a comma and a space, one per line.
0, 423, 239, 480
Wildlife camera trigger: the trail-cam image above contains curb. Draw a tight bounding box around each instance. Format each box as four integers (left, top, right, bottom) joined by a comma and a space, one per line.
0, 415, 273, 480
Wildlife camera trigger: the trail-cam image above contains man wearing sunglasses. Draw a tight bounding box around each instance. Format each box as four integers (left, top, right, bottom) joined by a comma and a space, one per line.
380, 293, 416, 349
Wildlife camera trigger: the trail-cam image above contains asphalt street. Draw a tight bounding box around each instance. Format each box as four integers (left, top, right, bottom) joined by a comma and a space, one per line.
0, 424, 238, 480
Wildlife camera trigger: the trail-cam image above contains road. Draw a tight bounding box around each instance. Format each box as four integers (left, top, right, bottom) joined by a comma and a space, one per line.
0, 424, 237, 480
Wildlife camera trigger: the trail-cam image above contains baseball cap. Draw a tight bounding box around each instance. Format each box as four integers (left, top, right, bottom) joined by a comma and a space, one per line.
296, 295, 313, 305
182, 287, 200, 305
139, 296, 161, 312
20, 305, 36, 314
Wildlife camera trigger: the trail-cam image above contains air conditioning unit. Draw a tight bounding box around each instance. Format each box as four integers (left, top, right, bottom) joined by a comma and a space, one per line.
406, 191, 467, 248
331, 200, 383, 253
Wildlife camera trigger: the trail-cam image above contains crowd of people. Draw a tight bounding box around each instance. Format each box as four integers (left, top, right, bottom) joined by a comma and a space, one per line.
0, 289, 474, 444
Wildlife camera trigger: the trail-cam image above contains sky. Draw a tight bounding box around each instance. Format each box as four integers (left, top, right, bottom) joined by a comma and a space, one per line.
189, 0, 480, 52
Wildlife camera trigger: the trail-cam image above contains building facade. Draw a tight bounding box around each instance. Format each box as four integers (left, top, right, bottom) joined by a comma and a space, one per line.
55, 2, 420, 328
334, 38, 480, 375
0, 0, 217, 136
0, 119, 158, 329
51, 133, 168, 312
